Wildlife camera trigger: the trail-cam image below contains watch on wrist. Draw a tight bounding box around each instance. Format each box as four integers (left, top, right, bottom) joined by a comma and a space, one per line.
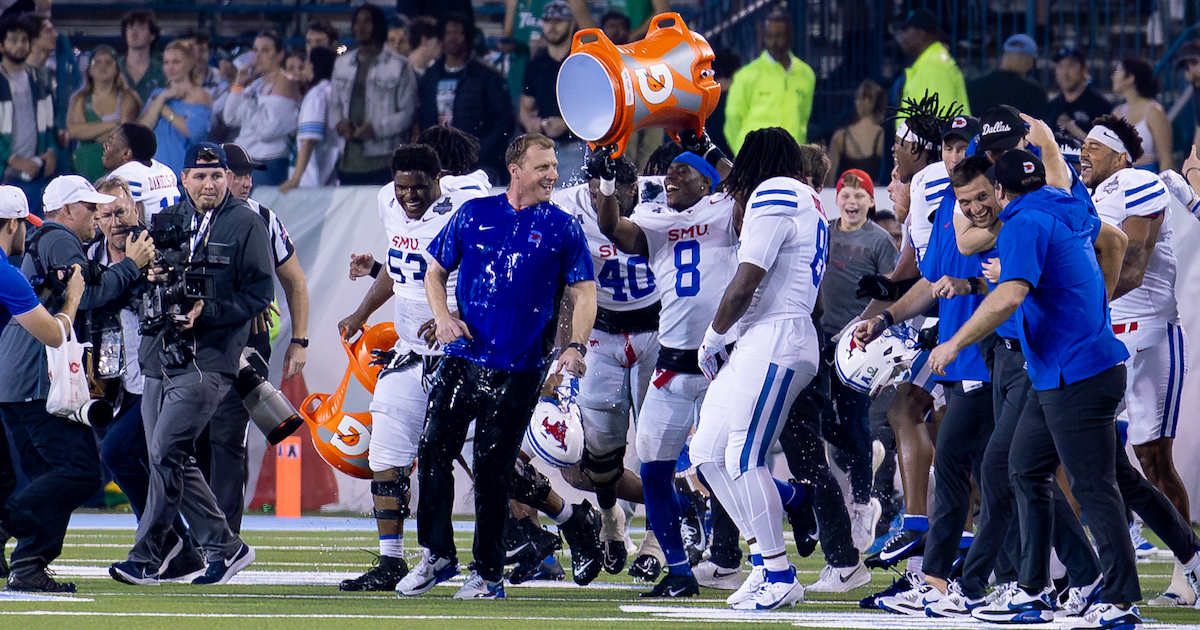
966, 277, 982, 295
290, 337, 309, 348
567, 341, 588, 358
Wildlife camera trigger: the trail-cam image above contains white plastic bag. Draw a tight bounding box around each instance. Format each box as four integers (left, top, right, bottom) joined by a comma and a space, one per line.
45, 316, 91, 422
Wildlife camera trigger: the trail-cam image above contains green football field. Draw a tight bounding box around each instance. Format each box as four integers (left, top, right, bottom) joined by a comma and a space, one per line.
4, 514, 1200, 630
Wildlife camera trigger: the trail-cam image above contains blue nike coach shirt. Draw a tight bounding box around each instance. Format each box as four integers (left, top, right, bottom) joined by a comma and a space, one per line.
429, 193, 594, 373
995, 186, 1128, 391
0, 244, 40, 328
920, 195, 989, 383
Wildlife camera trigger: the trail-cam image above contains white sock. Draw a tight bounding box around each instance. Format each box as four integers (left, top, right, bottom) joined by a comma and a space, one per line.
379, 536, 403, 559
1049, 548, 1066, 581
552, 504, 574, 525
1184, 551, 1200, 574
1168, 561, 1193, 600
733, 466, 787, 558
763, 552, 790, 572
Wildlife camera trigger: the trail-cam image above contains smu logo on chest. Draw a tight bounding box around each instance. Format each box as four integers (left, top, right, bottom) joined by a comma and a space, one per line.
392, 236, 420, 250
667, 224, 710, 242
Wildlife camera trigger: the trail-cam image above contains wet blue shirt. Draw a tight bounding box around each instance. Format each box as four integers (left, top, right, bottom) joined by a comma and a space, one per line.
995, 186, 1128, 390
0, 244, 39, 328
429, 193, 594, 372
920, 194, 989, 383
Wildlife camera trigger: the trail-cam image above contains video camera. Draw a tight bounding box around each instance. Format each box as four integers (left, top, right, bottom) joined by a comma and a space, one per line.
135, 211, 218, 367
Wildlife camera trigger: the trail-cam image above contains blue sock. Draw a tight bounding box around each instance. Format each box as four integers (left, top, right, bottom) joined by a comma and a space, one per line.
765, 567, 795, 583
773, 478, 805, 510
750, 554, 764, 567
641, 460, 689, 570
902, 514, 929, 532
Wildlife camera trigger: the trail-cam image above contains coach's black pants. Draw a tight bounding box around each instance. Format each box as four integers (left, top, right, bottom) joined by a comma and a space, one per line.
1011, 364, 1140, 604
959, 341, 1100, 599
417, 357, 543, 582
922, 381, 993, 580
778, 369, 858, 568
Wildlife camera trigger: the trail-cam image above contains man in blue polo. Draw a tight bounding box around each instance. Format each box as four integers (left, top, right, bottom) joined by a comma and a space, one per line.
928, 150, 1140, 629
400, 133, 597, 600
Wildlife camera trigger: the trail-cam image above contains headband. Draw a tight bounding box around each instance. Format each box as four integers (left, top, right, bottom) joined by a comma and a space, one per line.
896, 120, 934, 150
671, 152, 720, 192
1085, 125, 1128, 157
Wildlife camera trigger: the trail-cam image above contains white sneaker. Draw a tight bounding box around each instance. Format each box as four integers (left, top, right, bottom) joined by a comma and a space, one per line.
1129, 519, 1159, 558
726, 564, 764, 606
694, 560, 743, 590
806, 561, 870, 593
925, 581, 980, 618
396, 551, 459, 596
849, 499, 882, 553
970, 584, 1055, 624
984, 580, 1017, 605
733, 569, 803, 610
877, 581, 936, 616
452, 570, 504, 599
1059, 602, 1142, 629
1056, 575, 1103, 619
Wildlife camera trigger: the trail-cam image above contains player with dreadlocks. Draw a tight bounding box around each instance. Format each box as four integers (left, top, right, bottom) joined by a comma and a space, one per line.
689, 126, 829, 610
852, 93, 961, 589
416, 126, 487, 191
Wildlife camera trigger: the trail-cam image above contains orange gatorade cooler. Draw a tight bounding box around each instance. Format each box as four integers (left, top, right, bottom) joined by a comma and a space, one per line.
557, 13, 721, 157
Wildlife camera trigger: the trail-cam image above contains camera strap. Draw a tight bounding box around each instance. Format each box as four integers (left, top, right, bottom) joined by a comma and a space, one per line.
189, 209, 215, 264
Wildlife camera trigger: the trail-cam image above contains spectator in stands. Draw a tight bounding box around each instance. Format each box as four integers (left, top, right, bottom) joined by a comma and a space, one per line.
0, 17, 57, 214
139, 39, 212, 176
118, 10, 165, 104
1177, 40, 1200, 154
182, 31, 221, 93
826, 79, 886, 187
592, 0, 670, 40
67, 46, 139, 182
332, 5, 419, 186
387, 15, 411, 57
419, 13, 513, 181
519, 1, 586, 185
705, 48, 741, 160
280, 47, 338, 193
723, 10, 816, 154
967, 34, 1048, 120
600, 10, 631, 45
503, 0, 593, 101
893, 9, 969, 114
25, 16, 74, 171
1113, 57, 1173, 171
224, 31, 300, 186
1043, 47, 1112, 141
407, 16, 441, 78
305, 20, 339, 55
284, 49, 305, 84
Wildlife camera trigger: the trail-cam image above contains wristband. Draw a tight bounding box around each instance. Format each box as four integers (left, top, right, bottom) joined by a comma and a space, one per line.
567, 341, 588, 358
880, 310, 895, 328
290, 337, 309, 348
1191, 198, 1200, 217
704, 145, 726, 167
369, 261, 383, 278
966, 276, 982, 295
599, 178, 615, 196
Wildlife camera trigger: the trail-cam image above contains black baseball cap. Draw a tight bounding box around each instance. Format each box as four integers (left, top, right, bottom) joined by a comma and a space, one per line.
942, 115, 981, 143
977, 105, 1027, 152
898, 9, 940, 33
222, 143, 266, 176
1052, 46, 1087, 66
184, 142, 228, 169
1175, 40, 1200, 69
994, 149, 1046, 194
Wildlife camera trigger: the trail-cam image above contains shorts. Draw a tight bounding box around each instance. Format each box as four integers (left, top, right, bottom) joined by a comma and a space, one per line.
692, 319, 819, 478
367, 360, 429, 472
1115, 320, 1187, 446
577, 329, 659, 456
635, 369, 709, 463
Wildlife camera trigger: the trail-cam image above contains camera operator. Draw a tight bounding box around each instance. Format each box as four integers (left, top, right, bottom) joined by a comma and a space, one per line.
109, 143, 273, 586
89, 175, 206, 581
0, 175, 153, 593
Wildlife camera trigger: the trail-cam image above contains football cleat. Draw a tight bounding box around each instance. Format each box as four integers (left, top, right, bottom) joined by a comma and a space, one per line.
559, 500, 602, 586
733, 567, 804, 610
639, 571, 699, 598
694, 560, 743, 590
865, 528, 925, 569
508, 555, 565, 584
598, 505, 628, 574
727, 565, 766, 607
339, 555, 409, 591
860, 571, 918, 609
629, 554, 663, 582
783, 479, 818, 558
679, 492, 709, 566
807, 561, 870, 593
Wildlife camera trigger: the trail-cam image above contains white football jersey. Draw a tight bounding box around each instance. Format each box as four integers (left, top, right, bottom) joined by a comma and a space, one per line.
1092, 168, 1178, 323
906, 161, 951, 266
439, 170, 491, 195
552, 179, 661, 312
736, 177, 828, 331
631, 193, 738, 350
110, 159, 181, 220
376, 183, 488, 355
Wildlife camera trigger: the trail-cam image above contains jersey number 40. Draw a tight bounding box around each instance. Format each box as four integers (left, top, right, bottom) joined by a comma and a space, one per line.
598, 255, 656, 301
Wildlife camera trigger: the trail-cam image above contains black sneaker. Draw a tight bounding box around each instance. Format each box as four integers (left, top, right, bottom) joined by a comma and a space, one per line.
679, 490, 709, 566
10, 563, 77, 593
159, 549, 207, 583
508, 554, 566, 584
629, 554, 663, 581
339, 555, 409, 591
783, 479, 818, 558
865, 529, 925, 569
639, 571, 699, 598
109, 560, 161, 586
192, 542, 255, 585
559, 500, 602, 586
601, 539, 627, 574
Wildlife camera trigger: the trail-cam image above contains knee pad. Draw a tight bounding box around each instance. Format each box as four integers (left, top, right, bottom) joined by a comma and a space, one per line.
583, 446, 626, 488
510, 459, 553, 507
371, 473, 411, 521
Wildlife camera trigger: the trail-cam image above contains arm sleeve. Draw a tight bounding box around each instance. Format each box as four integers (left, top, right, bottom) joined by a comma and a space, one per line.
373, 61, 418, 140
296, 90, 327, 142
561, 218, 594, 285
428, 205, 466, 271
222, 88, 248, 127
269, 211, 295, 267
199, 213, 275, 329
997, 216, 1048, 287
737, 213, 795, 271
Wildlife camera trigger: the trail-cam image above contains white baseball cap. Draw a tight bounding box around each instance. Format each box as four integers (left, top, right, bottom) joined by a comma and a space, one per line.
43, 175, 115, 213
0, 185, 41, 226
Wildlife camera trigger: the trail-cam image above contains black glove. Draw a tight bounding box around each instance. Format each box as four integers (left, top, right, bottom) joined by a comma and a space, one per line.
856, 274, 899, 301
584, 144, 618, 180
678, 128, 714, 155
916, 325, 939, 351
369, 348, 396, 368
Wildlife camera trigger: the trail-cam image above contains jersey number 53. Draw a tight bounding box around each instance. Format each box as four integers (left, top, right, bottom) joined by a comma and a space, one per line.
388, 249, 428, 284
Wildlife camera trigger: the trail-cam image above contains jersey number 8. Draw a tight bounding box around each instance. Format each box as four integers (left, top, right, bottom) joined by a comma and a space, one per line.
811, 220, 828, 287
673, 241, 701, 297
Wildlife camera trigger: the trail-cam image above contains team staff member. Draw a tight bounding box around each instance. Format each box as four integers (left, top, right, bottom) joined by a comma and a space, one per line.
405, 133, 595, 600
110, 143, 273, 587
0, 176, 152, 593
929, 151, 1141, 628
